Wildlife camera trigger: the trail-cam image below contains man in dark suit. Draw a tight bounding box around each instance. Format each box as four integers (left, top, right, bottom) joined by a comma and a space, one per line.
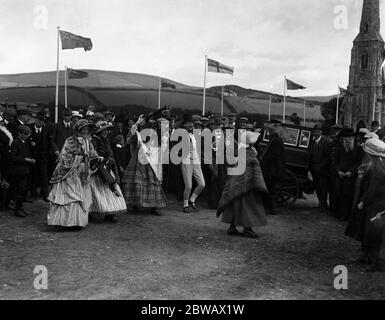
309, 125, 330, 212
51, 109, 73, 158
260, 120, 286, 215
334, 128, 364, 221
10, 125, 35, 217
29, 112, 50, 201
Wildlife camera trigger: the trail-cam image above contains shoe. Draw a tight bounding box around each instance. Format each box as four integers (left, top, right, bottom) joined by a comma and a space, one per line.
242, 229, 260, 239
183, 206, 191, 213
23, 210, 32, 216
105, 215, 118, 223
189, 202, 199, 212
151, 209, 163, 216
227, 227, 242, 236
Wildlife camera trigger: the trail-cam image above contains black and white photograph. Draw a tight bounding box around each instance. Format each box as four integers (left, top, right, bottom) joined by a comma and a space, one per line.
1, 0, 385, 306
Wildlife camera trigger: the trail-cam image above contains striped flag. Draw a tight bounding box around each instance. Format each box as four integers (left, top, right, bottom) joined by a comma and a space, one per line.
67, 68, 89, 79
207, 58, 234, 75
59, 30, 93, 51
286, 78, 306, 90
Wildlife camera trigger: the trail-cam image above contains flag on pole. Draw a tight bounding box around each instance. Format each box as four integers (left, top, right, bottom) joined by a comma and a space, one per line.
59, 30, 93, 51
67, 68, 89, 79
286, 78, 306, 90
161, 80, 176, 89
207, 58, 234, 75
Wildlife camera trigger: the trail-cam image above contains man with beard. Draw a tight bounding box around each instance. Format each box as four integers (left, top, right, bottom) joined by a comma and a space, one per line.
334, 128, 364, 221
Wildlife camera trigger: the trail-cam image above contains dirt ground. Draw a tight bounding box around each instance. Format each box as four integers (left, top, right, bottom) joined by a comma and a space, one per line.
0, 194, 384, 300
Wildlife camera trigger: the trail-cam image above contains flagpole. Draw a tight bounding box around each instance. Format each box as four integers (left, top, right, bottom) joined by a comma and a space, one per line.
283, 76, 286, 123
202, 55, 207, 116
268, 95, 272, 121
65, 66, 68, 109
303, 99, 306, 127
336, 86, 340, 125
158, 77, 161, 110
221, 86, 224, 116
55, 26, 60, 124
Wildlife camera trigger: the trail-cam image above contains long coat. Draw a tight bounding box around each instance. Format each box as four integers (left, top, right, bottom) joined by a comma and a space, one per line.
309, 137, 330, 175
10, 138, 33, 176
29, 125, 51, 163
334, 145, 364, 196
260, 133, 285, 182
359, 165, 385, 253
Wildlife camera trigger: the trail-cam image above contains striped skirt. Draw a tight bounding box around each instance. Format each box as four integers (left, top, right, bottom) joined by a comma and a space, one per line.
89, 173, 127, 215
47, 164, 92, 227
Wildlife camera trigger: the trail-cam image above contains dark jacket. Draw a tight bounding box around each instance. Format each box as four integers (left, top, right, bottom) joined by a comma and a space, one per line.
52, 121, 73, 153
113, 143, 130, 175
334, 144, 364, 196
260, 133, 286, 181
309, 136, 330, 174
29, 125, 51, 162
10, 138, 33, 176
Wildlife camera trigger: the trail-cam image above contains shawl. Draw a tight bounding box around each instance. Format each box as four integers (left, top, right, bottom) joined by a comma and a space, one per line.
50, 135, 98, 184
217, 148, 268, 216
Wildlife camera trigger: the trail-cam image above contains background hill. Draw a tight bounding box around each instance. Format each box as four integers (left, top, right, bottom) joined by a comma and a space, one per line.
0, 70, 327, 124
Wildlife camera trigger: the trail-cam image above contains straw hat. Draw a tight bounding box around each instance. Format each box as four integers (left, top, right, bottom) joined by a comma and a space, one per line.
95, 121, 113, 133
364, 132, 379, 140
74, 119, 93, 132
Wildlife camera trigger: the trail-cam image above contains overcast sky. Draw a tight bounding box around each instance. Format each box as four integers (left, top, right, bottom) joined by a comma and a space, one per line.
0, 0, 382, 96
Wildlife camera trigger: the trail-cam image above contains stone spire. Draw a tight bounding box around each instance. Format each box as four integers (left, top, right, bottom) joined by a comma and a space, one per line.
355, 0, 383, 42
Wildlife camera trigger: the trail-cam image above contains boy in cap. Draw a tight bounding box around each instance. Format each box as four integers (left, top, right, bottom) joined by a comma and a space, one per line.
11, 125, 35, 217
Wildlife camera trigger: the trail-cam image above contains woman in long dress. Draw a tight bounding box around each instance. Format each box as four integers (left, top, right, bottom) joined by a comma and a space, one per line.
90, 121, 127, 222
217, 131, 268, 238
349, 139, 385, 272
122, 115, 166, 216
47, 119, 98, 228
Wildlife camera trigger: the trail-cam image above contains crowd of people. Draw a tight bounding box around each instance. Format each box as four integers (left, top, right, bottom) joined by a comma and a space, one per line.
0, 105, 384, 272
309, 121, 385, 272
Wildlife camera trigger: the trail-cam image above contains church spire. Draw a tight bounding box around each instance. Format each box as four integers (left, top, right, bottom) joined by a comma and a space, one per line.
355, 0, 383, 42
